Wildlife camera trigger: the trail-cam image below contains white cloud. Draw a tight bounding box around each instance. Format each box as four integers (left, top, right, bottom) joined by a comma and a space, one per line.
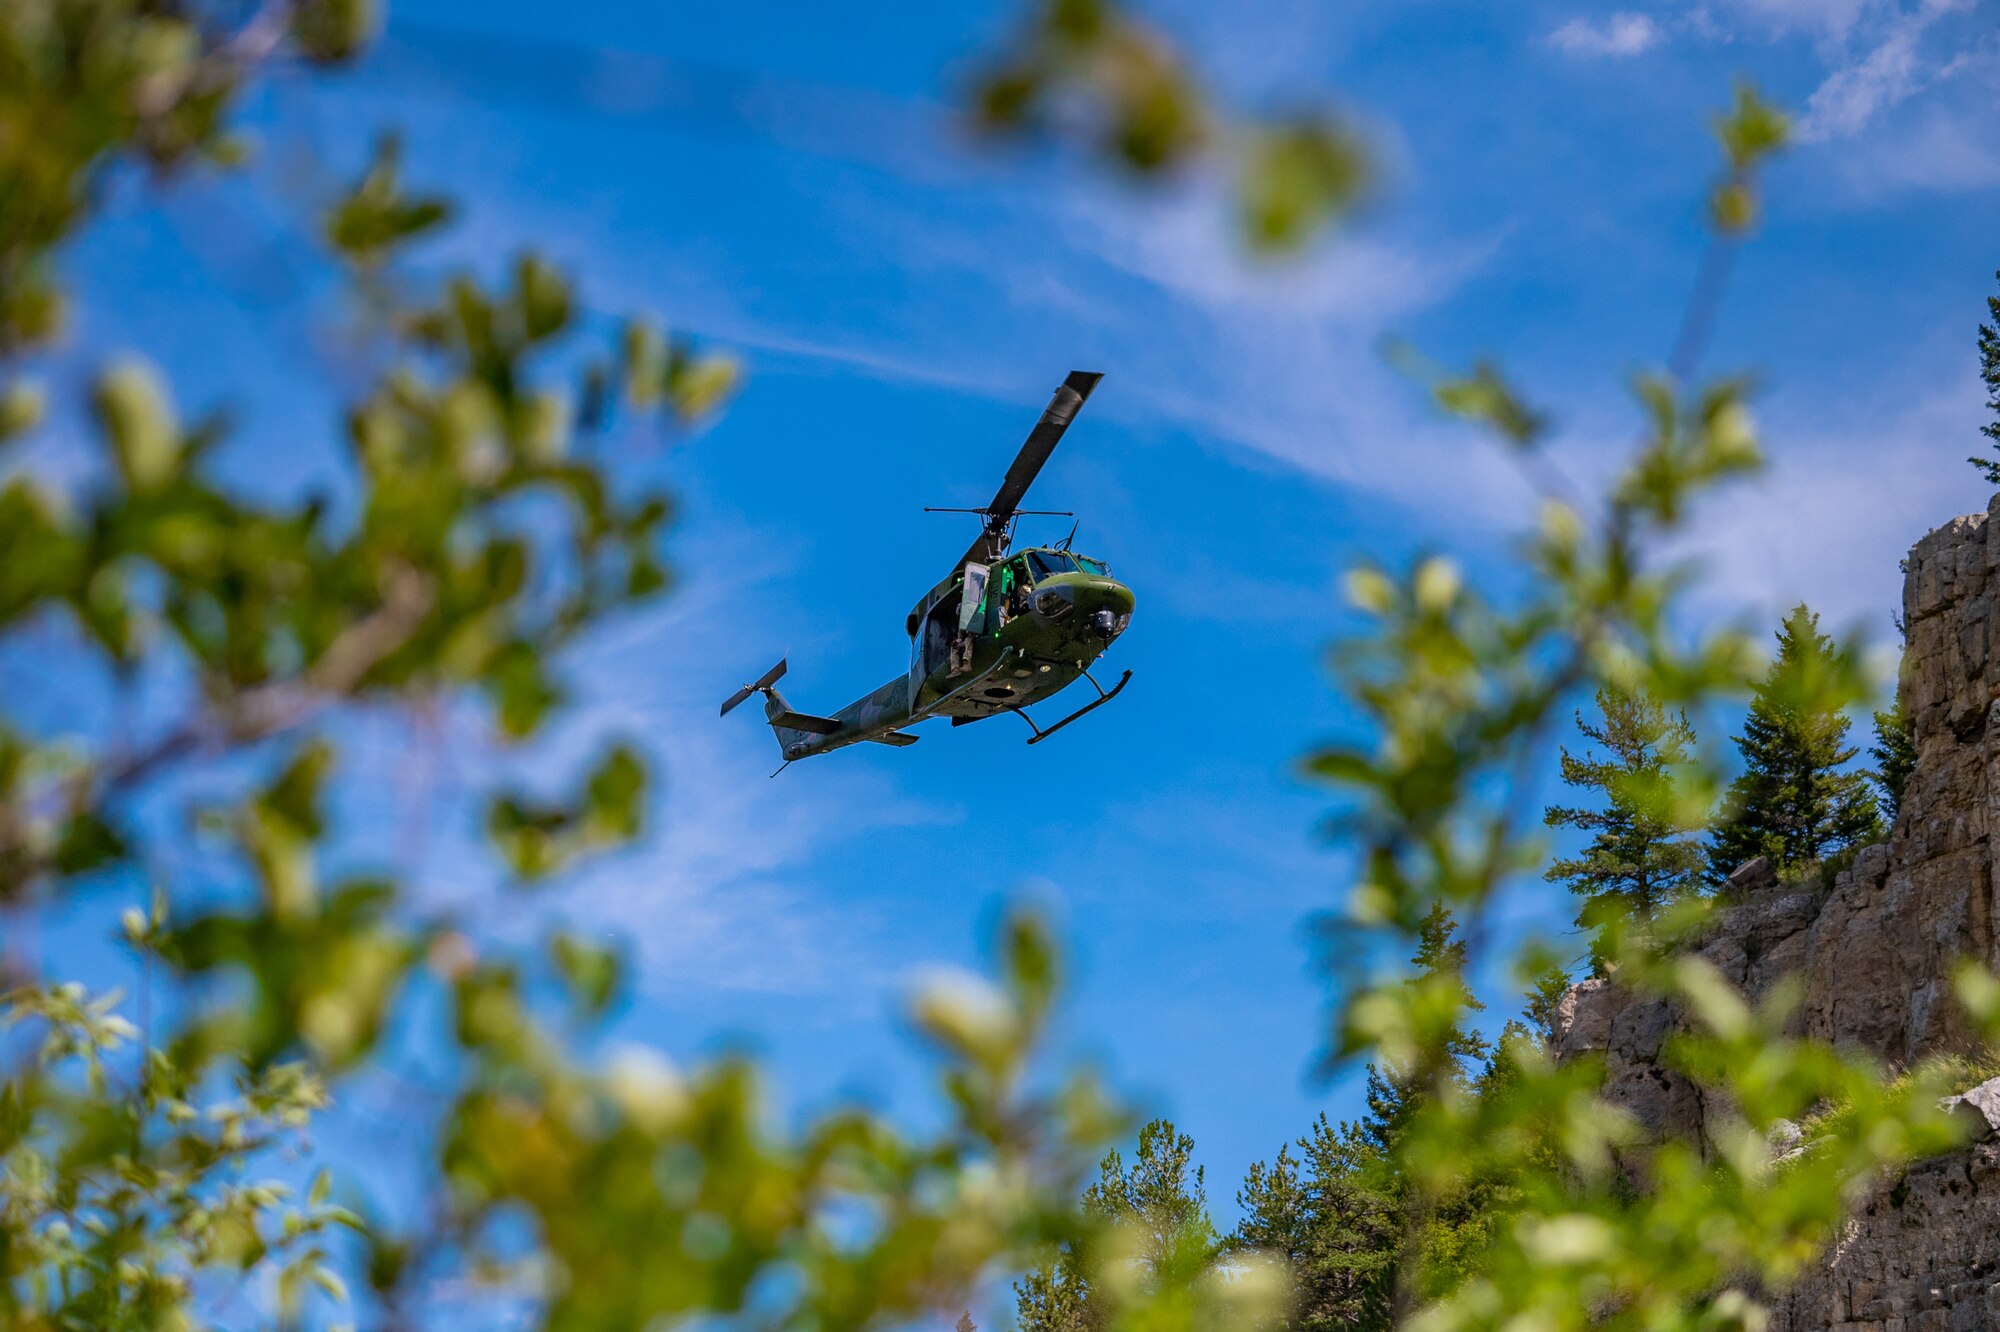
1697, 0, 1889, 40
333, 522, 959, 1006
1549, 13, 1666, 58
1799, 28, 1925, 140
1836, 107, 2000, 194
1045, 184, 1534, 524
1066, 181, 1472, 321
1675, 353, 1988, 631
1795, 0, 1975, 141
544, 152, 1527, 531
544, 539, 960, 1001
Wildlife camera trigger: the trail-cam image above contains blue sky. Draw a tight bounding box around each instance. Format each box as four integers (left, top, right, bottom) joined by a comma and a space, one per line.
15, 0, 2000, 1289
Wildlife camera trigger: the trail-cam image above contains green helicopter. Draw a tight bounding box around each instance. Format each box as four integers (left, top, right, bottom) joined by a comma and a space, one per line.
721, 371, 1134, 768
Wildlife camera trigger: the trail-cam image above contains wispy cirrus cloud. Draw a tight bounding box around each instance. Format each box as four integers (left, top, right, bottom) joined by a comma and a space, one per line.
1544, 0, 1996, 193
1673, 342, 1989, 631
1835, 106, 2000, 193
1697, 0, 1890, 40
1795, 0, 1979, 141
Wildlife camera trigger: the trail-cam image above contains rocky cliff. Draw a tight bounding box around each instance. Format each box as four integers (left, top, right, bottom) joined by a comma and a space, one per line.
1550, 496, 2000, 1332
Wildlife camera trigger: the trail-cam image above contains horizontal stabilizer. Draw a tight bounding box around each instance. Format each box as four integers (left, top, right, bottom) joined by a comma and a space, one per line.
865, 731, 920, 747
772, 710, 842, 735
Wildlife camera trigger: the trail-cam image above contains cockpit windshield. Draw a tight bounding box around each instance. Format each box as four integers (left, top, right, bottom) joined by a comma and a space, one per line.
1028, 551, 1078, 580
1027, 551, 1109, 579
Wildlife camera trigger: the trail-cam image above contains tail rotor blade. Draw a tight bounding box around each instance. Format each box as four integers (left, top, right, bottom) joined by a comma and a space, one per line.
720, 657, 789, 716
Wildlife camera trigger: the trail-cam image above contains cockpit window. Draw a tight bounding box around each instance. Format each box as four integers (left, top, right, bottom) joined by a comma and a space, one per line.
1076, 556, 1109, 576
1028, 551, 1078, 579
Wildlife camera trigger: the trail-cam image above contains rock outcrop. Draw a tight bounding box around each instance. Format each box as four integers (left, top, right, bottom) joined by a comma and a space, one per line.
1551, 496, 2000, 1331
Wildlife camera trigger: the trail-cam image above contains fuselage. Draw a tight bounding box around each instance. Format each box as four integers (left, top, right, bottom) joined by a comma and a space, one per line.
777, 547, 1133, 759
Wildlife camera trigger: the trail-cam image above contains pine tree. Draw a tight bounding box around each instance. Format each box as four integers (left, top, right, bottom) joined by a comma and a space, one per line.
1543, 689, 1704, 966
1234, 1117, 1397, 1332
1359, 905, 1489, 1153
1233, 907, 1495, 1332
1871, 690, 1916, 824
1014, 1257, 1093, 1332
1016, 1119, 1217, 1332
956, 1313, 978, 1332
1708, 604, 1883, 880
1524, 966, 1573, 1046
1968, 270, 2000, 484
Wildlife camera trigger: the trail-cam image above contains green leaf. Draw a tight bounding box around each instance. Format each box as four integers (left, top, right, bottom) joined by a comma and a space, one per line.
1714, 83, 1790, 172
93, 361, 183, 491
551, 931, 623, 1017
516, 256, 572, 342
1238, 118, 1368, 254
488, 644, 562, 740
1432, 362, 1548, 448
292, 0, 379, 63
664, 345, 740, 422
0, 380, 43, 442
584, 745, 646, 842
53, 811, 126, 874
326, 135, 451, 266
1002, 909, 1059, 1024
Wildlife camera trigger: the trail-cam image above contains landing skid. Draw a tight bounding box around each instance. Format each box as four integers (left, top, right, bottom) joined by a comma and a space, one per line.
1007, 668, 1132, 746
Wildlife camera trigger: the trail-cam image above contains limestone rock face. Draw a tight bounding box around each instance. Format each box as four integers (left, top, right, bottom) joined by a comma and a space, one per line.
1765, 1142, 2000, 1332
1940, 1074, 2000, 1143
1550, 497, 2000, 1331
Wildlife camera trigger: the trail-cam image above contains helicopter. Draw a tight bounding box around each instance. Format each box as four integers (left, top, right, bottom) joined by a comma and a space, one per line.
721, 371, 1134, 768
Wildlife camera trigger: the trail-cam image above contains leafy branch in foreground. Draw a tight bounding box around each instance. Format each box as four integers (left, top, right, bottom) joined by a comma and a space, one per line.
1015, 1118, 1221, 1332
1, 981, 353, 1328
2, 5, 1115, 1327
969, 0, 1369, 253
1307, 89, 1991, 1331
8, 6, 1995, 1332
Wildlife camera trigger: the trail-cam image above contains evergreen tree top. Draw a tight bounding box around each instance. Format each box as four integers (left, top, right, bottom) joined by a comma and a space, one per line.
1084, 1118, 1218, 1260
1974, 269, 2000, 481
1543, 687, 1704, 961
1709, 603, 1881, 878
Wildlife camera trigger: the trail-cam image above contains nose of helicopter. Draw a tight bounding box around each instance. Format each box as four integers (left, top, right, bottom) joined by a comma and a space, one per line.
1079, 577, 1135, 618
1034, 574, 1135, 634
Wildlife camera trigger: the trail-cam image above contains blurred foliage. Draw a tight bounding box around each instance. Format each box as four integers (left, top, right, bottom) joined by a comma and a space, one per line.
1291, 90, 1998, 1327
1708, 84, 1788, 235
4, 3, 1994, 1331
1016, 1118, 1223, 1332
1, 980, 352, 1330
0, 4, 1113, 1328
970, 0, 1368, 253
1234, 1113, 1397, 1331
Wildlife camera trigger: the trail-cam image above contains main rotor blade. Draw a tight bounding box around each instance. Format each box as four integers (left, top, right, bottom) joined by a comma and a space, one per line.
960, 370, 1102, 567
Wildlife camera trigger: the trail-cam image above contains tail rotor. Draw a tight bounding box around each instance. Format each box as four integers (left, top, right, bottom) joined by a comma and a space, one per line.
721, 658, 788, 717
